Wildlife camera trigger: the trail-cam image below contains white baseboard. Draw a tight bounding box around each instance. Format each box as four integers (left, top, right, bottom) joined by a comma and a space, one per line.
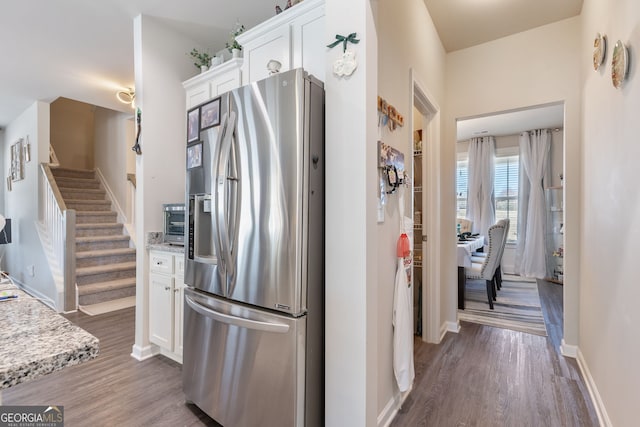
377, 387, 411, 427
130, 344, 159, 361
577, 348, 611, 427
560, 339, 578, 358
440, 320, 460, 342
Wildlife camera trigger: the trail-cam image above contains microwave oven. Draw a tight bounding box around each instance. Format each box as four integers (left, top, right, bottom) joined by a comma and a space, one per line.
163, 203, 185, 245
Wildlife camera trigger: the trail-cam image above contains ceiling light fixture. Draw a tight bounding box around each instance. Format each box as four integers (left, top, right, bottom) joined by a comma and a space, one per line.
116, 88, 135, 106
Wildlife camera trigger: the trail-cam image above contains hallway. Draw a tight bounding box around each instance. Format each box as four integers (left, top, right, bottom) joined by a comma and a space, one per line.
391, 280, 598, 426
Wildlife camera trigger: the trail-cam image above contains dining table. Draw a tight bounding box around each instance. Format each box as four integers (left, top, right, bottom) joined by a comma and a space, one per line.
457, 235, 485, 309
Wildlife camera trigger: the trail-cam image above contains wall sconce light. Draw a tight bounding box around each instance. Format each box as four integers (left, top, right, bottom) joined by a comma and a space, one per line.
116, 88, 136, 107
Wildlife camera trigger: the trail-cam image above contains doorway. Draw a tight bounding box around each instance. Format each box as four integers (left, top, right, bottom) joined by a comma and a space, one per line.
454, 102, 565, 337
411, 71, 440, 344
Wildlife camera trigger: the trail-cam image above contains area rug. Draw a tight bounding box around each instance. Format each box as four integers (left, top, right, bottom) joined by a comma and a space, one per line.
458, 275, 548, 336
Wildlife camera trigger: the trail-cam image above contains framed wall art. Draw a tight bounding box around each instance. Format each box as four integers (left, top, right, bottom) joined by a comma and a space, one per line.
10, 139, 24, 182
186, 141, 203, 170
187, 107, 200, 143
200, 97, 221, 130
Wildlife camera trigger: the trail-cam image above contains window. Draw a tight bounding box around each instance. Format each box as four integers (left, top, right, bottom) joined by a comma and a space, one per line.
456, 149, 519, 242
456, 158, 468, 219
494, 153, 519, 242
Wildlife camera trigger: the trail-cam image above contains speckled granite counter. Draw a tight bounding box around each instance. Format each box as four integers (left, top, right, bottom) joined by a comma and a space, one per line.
147, 243, 185, 254
0, 282, 99, 390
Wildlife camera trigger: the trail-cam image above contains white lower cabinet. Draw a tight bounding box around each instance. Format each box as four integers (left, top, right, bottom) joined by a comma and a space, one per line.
149, 250, 185, 363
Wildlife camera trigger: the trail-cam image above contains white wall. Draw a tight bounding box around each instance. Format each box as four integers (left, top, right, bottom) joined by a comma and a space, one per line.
94, 107, 134, 223
131, 14, 196, 359
444, 17, 582, 346
580, 0, 640, 425
324, 0, 378, 424
3, 101, 57, 306
376, 0, 446, 422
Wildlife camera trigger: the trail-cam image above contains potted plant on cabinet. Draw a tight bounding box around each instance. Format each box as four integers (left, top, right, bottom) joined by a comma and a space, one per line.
189, 48, 212, 73
226, 22, 245, 58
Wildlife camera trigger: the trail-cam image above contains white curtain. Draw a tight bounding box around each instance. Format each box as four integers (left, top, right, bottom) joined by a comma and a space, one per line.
515, 129, 550, 278
466, 136, 495, 237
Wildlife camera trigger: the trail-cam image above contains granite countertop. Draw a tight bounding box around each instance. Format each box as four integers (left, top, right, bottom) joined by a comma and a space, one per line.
0, 282, 99, 390
147, 243, 185, 254
145, 231, 185, 254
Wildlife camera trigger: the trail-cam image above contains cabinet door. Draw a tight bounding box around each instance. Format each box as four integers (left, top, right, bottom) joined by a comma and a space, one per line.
210, 67, 242, 97
291, 5, 325, 81
174, 279, 186, 357
149, 272, 174, 350
186, 84, 211, 109
242, 26, 291, 84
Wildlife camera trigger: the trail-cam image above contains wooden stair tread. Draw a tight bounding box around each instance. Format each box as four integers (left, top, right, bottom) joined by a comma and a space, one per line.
76, 248, 136, 258
76, 211, 117, 216
59, 187, 105, 193
77, 277, 136, 295
76, 223, 123, 229
65, 199, 111, 204
76, 261, 136, 276
76, 235, 130, 242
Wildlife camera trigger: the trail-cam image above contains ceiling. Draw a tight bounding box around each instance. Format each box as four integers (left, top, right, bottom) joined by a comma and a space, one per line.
0, 0, 275, 128
0, 0, 581, 129
456, 103, 564, 142
424, 0, 583, 52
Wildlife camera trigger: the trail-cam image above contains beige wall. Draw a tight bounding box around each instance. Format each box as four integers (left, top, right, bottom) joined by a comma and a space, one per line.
444, 17, 582, 346
580, 0, 640, 425
50, 97, 95, 169
377, 0, 446, 421
94, 107, 135, 224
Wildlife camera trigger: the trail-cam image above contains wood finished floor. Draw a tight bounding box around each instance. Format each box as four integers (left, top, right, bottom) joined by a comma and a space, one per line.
391, 279, 599, 427
3, 308, 221, 427
4, 280, 598, 426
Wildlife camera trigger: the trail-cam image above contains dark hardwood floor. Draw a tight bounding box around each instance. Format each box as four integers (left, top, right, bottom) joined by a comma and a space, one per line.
3, 308, 220, 427
4, 280, 597, 426
391, 279, 599, 426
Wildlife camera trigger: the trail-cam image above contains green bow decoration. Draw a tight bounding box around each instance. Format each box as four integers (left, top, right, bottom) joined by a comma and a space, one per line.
327, 33, 360, 53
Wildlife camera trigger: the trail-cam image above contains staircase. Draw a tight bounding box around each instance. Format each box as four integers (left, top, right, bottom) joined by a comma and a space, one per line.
51, 167, 136, 313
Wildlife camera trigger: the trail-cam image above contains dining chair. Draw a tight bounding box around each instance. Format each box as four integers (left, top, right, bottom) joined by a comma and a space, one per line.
456, 217, 473, 234
471, 218, 510, 291
465, 221, 506, 310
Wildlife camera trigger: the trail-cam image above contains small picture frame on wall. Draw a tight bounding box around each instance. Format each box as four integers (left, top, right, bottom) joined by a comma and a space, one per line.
187, 107, 200, 143
10, 139, 24, 182
186, 141, 203, 170
200, 97, 221, 130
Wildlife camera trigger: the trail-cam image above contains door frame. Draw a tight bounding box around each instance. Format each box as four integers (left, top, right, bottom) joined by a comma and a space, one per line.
410, 69, 441, 344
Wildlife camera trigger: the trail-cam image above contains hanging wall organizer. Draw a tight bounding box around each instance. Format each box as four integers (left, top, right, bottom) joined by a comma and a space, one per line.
377, 96, 404, 131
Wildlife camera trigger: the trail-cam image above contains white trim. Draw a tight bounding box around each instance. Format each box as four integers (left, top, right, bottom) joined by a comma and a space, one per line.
95, 168, 136, 247
130, 344, 159, 361
560, 338, 578, 358
377, 387, 411, 427
577, 348, 611, 427
442, 320, 460, 342
411, 68, 442, 345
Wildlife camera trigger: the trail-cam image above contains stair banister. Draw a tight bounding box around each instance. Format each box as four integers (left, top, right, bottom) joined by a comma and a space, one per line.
40, 164, 76, 312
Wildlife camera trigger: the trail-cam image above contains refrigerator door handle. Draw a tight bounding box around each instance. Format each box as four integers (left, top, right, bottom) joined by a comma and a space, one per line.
216, 111, 237, 292
213, 113, 229, 280
185, 295, 290, 333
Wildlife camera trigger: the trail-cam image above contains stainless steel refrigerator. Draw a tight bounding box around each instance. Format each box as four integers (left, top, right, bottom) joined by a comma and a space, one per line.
183, 68, 324, 427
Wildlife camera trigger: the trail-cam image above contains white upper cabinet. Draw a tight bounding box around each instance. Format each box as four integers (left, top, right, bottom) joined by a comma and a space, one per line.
236, 0, 325, 83
183, 59, 243, 109
182, 0, 324, 108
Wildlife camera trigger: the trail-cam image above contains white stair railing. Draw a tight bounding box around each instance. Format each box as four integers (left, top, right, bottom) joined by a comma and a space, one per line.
40, 164, 76, 311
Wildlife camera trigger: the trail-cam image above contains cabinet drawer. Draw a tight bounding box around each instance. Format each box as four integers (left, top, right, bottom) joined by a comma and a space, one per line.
150, 252, 174, 274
